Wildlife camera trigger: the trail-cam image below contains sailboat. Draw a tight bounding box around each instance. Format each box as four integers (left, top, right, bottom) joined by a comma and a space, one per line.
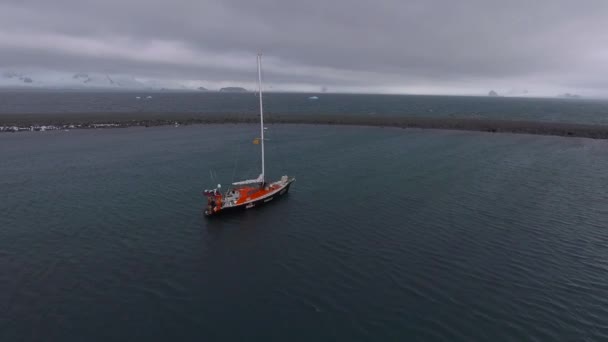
203, 54, 295, 216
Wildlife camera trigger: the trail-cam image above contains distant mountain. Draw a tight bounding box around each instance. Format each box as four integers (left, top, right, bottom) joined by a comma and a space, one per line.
3, 72, 34, 85
73, 73, 92, 83
198, 86, 208, 91
558, 93, 581, 99
488, 90, 498, 97
1, 70, 149, 89
70, 73, 144, 88
219, 87, 247, 92
0, 70, 203, 91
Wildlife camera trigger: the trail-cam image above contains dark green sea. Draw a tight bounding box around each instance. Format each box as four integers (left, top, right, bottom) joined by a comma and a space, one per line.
2, 93, 608, 341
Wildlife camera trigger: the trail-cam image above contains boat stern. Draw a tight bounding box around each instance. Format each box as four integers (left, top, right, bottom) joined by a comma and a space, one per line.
203, 189, 223, 216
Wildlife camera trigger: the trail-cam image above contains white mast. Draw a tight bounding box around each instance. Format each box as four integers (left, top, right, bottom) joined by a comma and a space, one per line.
257, 53, 265, 184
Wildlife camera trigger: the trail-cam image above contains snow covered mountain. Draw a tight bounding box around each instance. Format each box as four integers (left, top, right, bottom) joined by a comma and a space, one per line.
0, 70, 207, 91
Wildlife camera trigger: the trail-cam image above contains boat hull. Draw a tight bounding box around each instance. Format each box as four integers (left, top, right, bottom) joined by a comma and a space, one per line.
204, 180, 293, 217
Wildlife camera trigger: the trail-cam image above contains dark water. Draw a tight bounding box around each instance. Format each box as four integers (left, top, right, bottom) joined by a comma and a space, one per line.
2, 91, 608, 124
2, 124, 608, 341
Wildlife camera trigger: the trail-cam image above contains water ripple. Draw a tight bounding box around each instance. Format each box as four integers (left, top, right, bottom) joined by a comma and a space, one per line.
2, 125, 608, 341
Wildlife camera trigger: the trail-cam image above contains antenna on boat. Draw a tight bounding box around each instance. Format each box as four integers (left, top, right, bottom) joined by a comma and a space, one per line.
257, 53, 265, 185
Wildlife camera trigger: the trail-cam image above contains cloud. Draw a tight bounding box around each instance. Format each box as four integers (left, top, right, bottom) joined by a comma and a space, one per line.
1, 0, 607, 95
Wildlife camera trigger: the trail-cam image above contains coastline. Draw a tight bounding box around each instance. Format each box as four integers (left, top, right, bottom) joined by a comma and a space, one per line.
2, 112, 608, 139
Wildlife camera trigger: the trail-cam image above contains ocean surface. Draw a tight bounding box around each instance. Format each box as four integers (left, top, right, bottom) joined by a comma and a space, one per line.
1, 91, 608, 124
2, 124, 608, 341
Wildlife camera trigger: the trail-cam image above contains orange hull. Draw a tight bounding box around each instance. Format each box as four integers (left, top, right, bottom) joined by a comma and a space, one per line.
204, 177, 294, 216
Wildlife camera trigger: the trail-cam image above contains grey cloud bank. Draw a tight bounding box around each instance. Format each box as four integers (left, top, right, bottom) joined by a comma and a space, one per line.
1, 0, 607, 96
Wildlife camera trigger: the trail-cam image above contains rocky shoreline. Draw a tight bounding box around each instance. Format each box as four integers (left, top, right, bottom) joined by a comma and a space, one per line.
2, 112, 608, 139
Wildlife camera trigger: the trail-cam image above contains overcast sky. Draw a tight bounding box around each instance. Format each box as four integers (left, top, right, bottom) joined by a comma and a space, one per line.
1, 0, 607, 96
